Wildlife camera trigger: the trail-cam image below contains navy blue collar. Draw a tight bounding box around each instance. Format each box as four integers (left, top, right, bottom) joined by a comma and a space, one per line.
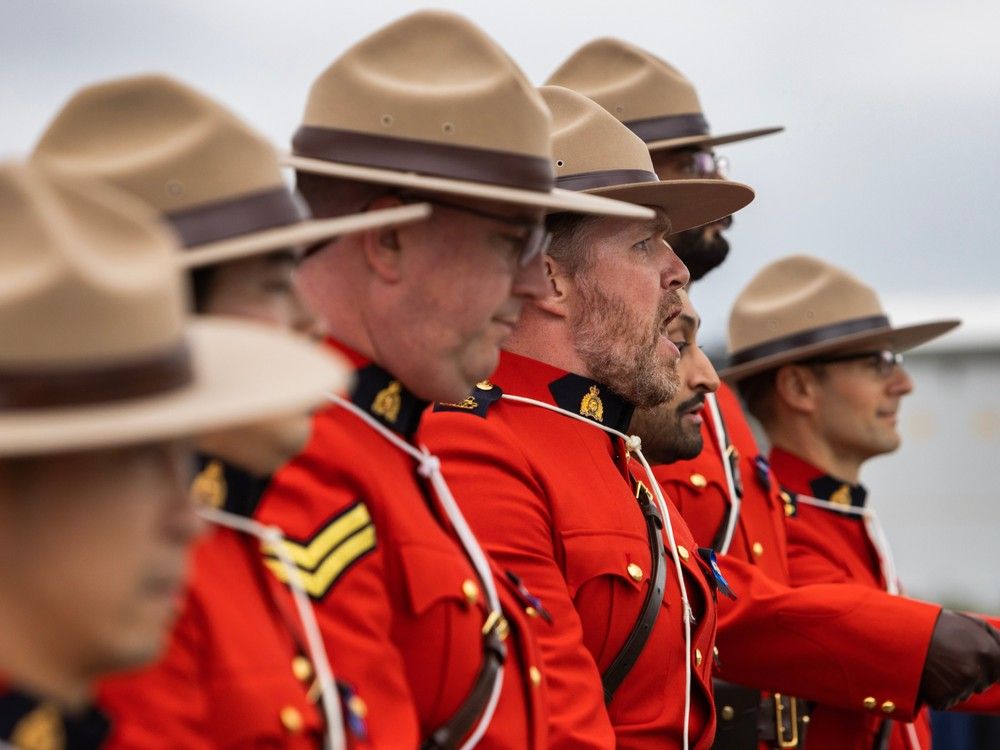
547, 372, 634, 434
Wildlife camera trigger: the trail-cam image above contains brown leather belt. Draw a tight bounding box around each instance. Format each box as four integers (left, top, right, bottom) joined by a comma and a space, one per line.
713, 680, 810, 749
421, 613, 508, 750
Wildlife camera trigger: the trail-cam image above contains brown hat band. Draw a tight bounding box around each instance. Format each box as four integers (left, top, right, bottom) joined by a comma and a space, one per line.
728, 314, 891, 368
555, 169, 659, 192
293, 125, 555, 192
623, 113, 710, 145
0, 343, 193, 411
165, 187, 304, 248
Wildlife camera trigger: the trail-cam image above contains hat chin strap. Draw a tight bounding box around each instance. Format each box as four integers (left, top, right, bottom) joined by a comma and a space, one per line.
197, 506, 346, 750
500, 392, 694, 750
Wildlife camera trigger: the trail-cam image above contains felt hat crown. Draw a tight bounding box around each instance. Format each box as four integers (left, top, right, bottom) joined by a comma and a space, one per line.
541, 85, 754, 233
285, 10, 652, 219
31, 74, 430, 269
722, 254, 959, 381
546, 37, 783, 152
0, 161, 349, 456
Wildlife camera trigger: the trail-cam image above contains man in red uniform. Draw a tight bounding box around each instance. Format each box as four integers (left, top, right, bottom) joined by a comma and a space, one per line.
550, 39, 1000, 750
422, 86, 755, 750
723, 254, 1000, 749
252, 12, 654, 750
0, 162, 342, 749
29, 75, 426, 747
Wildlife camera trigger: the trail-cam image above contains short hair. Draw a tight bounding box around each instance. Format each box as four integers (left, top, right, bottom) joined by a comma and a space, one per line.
544, 212, 603, 277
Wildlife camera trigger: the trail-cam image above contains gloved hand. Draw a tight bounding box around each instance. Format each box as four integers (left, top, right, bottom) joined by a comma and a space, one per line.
919, 610, 1000, 710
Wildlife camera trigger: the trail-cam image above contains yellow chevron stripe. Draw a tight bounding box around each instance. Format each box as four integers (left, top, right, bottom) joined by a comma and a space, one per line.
266, 524, 377, 599
278, 502, 372, 570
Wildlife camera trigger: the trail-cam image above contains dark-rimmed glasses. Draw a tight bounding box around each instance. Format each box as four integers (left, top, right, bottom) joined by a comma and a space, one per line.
395, 192, 551, 267
804, 349, 904, 377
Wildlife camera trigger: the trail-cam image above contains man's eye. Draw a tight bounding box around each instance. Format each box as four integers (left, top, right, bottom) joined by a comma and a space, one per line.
634, 238, 653, 253
671, 340, 689, 353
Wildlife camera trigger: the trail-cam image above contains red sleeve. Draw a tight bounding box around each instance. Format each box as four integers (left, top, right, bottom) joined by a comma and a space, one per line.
257, 428, 419, 748
425, 411, 616, 750
711, 553, 939, 721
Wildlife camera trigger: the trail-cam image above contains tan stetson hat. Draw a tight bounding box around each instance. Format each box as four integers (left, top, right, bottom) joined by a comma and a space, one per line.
30, 74, 431, 270
284, 10, 650, 220
541, 86, 754, 233
0, 161, 351, 457
546, 38, 783, 152
721, 255, 959, 382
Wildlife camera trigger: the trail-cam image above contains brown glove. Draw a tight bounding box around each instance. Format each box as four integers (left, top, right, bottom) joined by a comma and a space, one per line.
919, 610, 1000, 710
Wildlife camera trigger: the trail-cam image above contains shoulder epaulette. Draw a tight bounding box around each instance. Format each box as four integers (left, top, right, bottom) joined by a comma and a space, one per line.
433, 380, 503, 418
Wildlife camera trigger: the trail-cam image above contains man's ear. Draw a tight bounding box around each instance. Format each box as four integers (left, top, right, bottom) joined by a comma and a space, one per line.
532, 255, 571, 318
361, 195, 406, 283
774, 364, 820, 415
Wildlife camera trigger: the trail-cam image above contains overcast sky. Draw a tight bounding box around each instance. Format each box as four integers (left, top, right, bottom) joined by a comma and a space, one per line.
4, 0, 999, 344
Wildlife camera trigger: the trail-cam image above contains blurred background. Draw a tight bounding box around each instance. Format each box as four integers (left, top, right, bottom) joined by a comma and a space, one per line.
4, 0, 999, 743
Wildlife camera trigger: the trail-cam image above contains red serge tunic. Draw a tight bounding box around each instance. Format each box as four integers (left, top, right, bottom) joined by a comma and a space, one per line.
420, 351, 720, 750
253, 341, 547, 750
773, 446, 1000, 750
653, 383, 943, 745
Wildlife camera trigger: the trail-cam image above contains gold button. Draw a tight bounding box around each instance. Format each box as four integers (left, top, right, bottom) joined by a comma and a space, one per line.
690, 473, 707, 488
529, 666, 542, 686
476, 380, 494, 391
626, 563, 644, 581
695, 648, 703, 666
720, 705, 735, 721
291, 656, 312, 682
784, 503, 795, 517
677, 545, 690, 561
280, 706, 303, 733
348, 695, 368, 719
525, 606, 539, 618
881, 701, 895, 714
752, 542, 764, 558
462, 579, 479, 605
863, 697, 877, 710
713, 646, 719, 659
802, 715, 811, 724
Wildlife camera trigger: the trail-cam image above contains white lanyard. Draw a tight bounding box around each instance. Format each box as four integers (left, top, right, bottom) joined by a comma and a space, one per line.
706, 392, 741, 556
197, 506, 346, 750
325, 392, 503, 750
500, 392, 694, 750
792, 494, 899, 597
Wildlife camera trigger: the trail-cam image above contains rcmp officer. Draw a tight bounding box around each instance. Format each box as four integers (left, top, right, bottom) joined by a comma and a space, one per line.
0, 162, 342, 749
422, 86, 754, 750
28, 75, 425, 747
723, 254, 1000, 750
550, 38, 1000, 749
252, 11, 650, 749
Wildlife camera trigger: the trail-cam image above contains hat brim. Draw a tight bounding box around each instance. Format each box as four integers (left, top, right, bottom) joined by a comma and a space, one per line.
585, 179, 754, 235
0, 316, 352, 457
646, 126, 785, 153
720, 319, 961, 382
179, 203, 433, 269
283, 153, 654, 220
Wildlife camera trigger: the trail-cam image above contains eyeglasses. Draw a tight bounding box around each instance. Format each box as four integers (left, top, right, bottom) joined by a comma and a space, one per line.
396, 192, 551, 267
805, 349, 904, 377
666, 150, 730, 179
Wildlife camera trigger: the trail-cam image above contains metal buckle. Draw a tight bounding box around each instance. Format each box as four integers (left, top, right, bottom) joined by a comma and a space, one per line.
481, 610, 509, 641
773, 693, 799, 748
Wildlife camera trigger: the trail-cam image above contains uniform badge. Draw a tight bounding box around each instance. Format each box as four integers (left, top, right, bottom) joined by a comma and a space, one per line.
11, 702, 65, 750
829, 483, 852, 507
579, 385, 604, 422
264, 500, 377, 600
438, 395, 478, 410
371, 380, 402, 424
189, 460, 226, 509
